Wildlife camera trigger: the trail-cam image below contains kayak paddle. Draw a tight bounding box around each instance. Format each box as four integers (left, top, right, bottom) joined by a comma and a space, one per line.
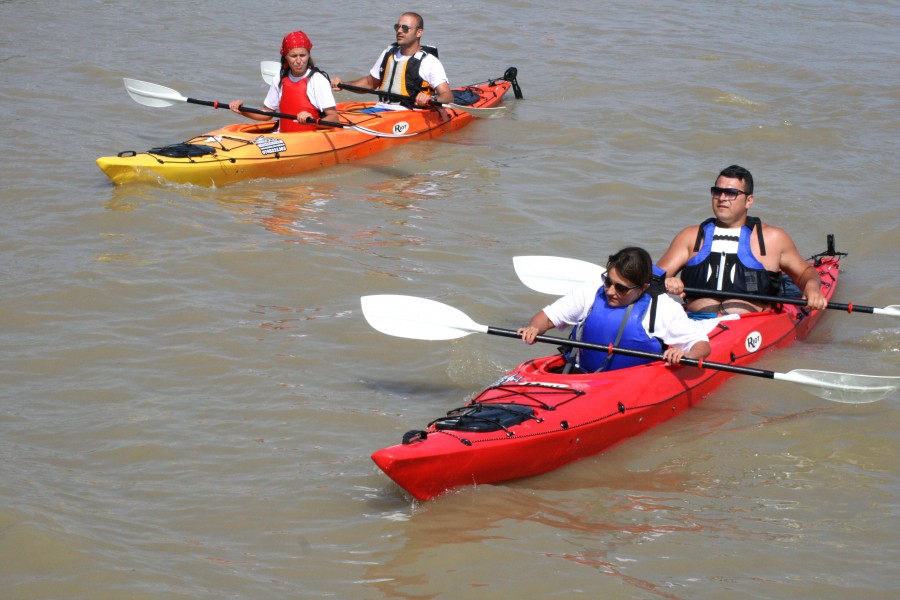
337, 82, 508, 118
512, 255, 606, 295
513, 255, 900, 317
260, 60, 508, 118
260, 61, 279, 86
122, 78, 415, 138
360, 294, 899, 404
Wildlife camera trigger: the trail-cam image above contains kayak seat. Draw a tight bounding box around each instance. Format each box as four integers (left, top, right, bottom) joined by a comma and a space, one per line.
540, 355, 577, 374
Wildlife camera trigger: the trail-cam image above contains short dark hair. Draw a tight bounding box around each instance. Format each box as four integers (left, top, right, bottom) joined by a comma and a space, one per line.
717, 164, 754, 195
606, 247, 652, 287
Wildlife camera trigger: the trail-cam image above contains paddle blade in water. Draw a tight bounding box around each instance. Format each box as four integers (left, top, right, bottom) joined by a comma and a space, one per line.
360, 295, 487, 341
778, 369, 900, 404
457, 104, 507, 118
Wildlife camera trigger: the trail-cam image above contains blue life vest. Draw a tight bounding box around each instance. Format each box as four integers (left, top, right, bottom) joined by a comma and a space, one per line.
568, 290, 663, 372
680, 217, 780, 297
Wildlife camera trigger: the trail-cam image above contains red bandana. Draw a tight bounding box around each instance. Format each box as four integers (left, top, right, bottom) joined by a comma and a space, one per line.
281, 31, 312, 56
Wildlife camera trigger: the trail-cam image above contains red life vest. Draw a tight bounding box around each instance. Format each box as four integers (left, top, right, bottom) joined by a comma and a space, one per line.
278, 73, 319, 133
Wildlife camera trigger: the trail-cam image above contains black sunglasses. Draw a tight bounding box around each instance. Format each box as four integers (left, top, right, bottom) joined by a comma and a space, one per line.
603, 274, 640, 295
394, 23, 416, 33
710, 186, 748, 201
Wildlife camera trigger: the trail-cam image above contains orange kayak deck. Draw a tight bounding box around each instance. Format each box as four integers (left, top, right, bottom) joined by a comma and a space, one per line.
97, 72, 518, 187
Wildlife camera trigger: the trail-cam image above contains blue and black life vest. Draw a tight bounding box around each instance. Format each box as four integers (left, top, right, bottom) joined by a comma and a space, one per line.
680, 217, 780, 297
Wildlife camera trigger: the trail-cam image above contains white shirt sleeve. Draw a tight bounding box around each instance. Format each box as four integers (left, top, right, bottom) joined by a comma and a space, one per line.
542, 280, 603, 332
418, 54, 449, 89
263, 81, 281, 112
307, 71, 337, 110
641, 294, 709, 352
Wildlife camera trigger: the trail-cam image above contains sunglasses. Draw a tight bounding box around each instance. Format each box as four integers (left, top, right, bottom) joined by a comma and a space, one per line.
710, 186, 749, 201
603, 274, 641, 295
394, 23, 417, 33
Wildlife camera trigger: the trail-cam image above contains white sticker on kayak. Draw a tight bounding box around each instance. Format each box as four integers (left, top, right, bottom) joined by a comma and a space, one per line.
490, 374, 570, 389
493, 374, 522, 386
254, 136, 287, 155
393, 122, 410, 135
745, 331, 763, 353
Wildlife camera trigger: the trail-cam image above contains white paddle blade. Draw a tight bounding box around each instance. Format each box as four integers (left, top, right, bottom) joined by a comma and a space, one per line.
777, 369, 900, 404
260, 61, 280, 86
450, 103, 507, 118
360, 295, 488, 341
875, 305, 900, 317
123, 78, 186, 107
513, 255, 605, 295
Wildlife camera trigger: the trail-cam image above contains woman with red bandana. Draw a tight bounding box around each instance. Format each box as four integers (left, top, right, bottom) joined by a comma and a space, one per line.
229, 31, 338, 132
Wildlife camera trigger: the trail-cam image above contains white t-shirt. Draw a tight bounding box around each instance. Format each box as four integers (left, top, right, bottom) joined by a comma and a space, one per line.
542, 280, 709, 352
264, 69, 337, 113
367, 48, 449, 111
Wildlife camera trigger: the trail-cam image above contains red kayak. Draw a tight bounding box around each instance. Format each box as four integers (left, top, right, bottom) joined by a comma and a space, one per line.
370, 242, 846, 500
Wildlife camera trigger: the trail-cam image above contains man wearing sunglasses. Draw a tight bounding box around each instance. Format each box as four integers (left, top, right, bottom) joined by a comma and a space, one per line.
657, 165, 828, 315
330, 12, 453, 112
518, 247, 711, 373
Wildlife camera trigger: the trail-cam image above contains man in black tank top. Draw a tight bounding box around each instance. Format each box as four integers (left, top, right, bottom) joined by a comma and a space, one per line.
657, 165, 828, 315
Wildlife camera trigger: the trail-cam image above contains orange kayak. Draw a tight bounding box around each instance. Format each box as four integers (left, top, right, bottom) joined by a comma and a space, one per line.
97, 69, 519, 187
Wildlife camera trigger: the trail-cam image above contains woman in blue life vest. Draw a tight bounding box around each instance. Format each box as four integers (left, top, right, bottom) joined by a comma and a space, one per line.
329, 12, 453, 112
517, 247, 711, 373
229, 31, 338, 132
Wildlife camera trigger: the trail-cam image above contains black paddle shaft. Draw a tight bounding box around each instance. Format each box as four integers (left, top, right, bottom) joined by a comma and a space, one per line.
484, 326, 777, 380
186, 97, 348, 130
337, 83, 421, 105
681, 287, 869, 314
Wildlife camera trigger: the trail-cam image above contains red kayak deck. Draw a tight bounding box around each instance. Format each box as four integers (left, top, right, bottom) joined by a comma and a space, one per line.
372, 252, 842, 500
